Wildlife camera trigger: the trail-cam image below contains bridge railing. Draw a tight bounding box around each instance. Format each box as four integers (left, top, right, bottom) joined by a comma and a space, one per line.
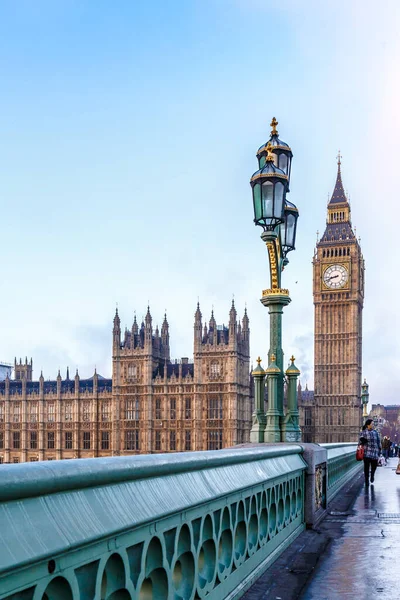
0, 446, 306, 600
321, 443, 360, 502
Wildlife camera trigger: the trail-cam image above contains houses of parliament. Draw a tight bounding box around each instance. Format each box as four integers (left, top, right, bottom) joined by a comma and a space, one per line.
0, 137, 365, 462
0, 303, 253, 463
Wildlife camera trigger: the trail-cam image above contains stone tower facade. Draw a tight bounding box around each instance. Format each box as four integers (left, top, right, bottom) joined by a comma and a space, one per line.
0, 302, 252, 463
312, 156, 364, 442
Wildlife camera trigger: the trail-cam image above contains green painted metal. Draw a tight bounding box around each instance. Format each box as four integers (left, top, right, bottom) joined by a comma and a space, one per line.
281, 358, 301, 442
263, 354, 281, 443
321, 443, 362, 502
0, 447, 306, 600
249, 362, 266, 443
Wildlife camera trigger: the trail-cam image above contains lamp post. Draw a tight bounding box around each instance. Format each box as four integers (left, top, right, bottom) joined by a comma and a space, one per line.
361, 378, 369, 419
249, 118, 301, 443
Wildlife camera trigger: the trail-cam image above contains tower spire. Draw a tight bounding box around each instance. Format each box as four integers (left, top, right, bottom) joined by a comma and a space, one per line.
329, 151, 347, 205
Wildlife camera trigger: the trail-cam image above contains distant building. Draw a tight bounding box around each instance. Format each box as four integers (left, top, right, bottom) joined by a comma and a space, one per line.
298, 382, 315, 442
0, 302, 252, 464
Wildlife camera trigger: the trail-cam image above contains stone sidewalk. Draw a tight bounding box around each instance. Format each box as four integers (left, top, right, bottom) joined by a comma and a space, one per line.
242, 457, 400, 600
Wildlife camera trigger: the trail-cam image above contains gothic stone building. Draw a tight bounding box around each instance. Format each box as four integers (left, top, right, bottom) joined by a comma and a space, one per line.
312, 157, 365, 442
0, 303, 252, 463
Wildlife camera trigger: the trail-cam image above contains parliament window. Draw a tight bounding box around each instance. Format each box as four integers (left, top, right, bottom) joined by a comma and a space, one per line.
155, 430, 161, 451
170, 398, 176, 420
13, 431, 20, 449
155, 398, 162, 420
47, 403, 55, 422
83, 403, 90, 422
0, 403, 4, 422
13, 403, 21, 423
65, 402, 73, 421
47, 432, 55, 450
185, 430, 191, 451
65, 431, 73, 449
0, 432, 3, 449
125, 430, 139, 451
30, 403, 38, 423
13, 457, 19, 463
170, 431, 176, 451
101, 431, 110, 450
208, 397, 223, 420
185, 398, 192, 419
30, 431, 37, 449
207, 430, 223, 450
83, 431, 91, 450
102, 402, 111, 422
210, 362, 220, 379
126, 398, 139, 420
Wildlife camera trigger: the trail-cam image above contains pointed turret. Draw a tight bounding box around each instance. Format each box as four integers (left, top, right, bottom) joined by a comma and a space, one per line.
229, 299, 237, 347
194, 302, 202, 351
113, 307, 121, 353
66, 366, 70, 380
132, 315, 138, 335
144, 306, 153, 350
161, 312, 170, 361
242, 307, 249, 338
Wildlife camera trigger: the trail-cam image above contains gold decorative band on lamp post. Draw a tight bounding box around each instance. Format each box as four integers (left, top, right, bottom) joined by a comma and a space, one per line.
249, 118, 301, 443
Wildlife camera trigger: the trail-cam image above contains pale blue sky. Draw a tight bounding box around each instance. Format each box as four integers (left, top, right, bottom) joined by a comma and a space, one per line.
0, 0, 399, 405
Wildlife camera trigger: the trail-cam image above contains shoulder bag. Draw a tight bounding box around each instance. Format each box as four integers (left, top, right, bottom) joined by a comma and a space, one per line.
356, 444, 364, 461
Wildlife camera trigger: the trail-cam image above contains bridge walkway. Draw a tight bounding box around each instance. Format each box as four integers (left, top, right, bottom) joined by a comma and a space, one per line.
243, 456, 400, 600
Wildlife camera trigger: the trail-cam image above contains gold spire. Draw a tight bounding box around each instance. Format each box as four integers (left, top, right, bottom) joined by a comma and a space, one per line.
266, 142, 275, 162
290, 355, 296, 363
256, 356, 262, 365
337, 149, 341, 167
270, 117, 278, 135
270, 353, 276, 362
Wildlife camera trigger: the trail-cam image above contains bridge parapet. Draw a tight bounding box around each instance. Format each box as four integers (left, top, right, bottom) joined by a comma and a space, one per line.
0, 443, 361, 600
0, 446, 306, 600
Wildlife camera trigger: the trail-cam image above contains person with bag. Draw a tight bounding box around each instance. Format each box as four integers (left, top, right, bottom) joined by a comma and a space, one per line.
359, 419, 381, 487
382, 436, 391, 465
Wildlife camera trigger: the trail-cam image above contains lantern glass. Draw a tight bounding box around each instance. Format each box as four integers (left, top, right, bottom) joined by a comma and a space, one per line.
279, 154, 288, 173
253, 183, 262, 222
280, 201, 298, 254
262, 181, 273, 216
274, 182, 284, 219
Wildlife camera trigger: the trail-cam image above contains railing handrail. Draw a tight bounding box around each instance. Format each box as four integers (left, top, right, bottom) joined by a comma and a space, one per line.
0, 445, 303, 502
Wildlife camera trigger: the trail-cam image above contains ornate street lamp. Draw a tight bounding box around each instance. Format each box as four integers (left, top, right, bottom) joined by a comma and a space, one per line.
249, 118, 301, 443
361, 379, 369, 419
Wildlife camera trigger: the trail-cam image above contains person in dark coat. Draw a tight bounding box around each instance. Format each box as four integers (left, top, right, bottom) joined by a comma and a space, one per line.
360, 419, 381, 486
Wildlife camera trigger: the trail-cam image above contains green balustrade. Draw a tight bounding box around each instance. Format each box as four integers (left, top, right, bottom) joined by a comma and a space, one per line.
321, 443, 362, 502
0, 447, 306, 600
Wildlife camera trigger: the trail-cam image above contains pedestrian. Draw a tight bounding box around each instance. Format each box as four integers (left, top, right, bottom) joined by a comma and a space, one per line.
360, 419, 381, 486
382, 436, 391, 464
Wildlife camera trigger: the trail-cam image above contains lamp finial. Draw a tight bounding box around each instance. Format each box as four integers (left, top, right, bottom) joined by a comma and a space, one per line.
270, 117, 279, 135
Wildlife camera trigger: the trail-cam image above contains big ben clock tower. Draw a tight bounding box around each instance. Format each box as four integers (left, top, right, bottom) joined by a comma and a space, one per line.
313, 154, 364, 443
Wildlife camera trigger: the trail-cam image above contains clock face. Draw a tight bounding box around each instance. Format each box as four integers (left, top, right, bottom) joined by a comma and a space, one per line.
323, 264, 349, 289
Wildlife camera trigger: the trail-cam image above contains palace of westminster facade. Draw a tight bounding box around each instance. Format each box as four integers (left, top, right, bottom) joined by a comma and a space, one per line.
0, 130, 365, 462
0, 303, 253, 463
